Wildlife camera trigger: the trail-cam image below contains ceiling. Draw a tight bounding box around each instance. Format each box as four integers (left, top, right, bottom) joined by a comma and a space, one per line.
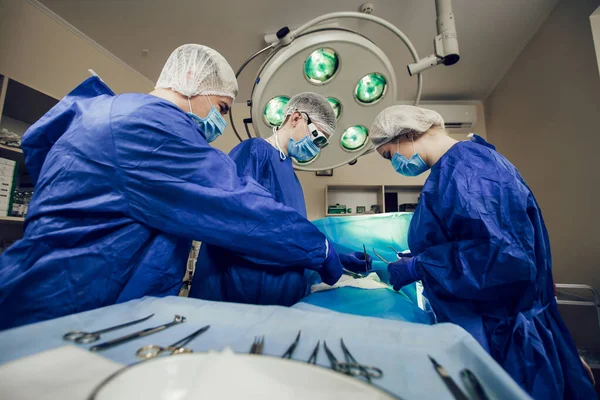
38, 0, 559, 102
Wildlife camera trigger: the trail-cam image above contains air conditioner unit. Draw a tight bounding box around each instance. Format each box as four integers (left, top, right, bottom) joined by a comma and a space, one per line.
420, 104, 477, 129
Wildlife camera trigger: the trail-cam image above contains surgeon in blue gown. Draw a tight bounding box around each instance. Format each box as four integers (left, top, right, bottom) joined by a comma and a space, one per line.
370, 105, 596, 399
190, 93, 369, 306
0, 45, 345, 330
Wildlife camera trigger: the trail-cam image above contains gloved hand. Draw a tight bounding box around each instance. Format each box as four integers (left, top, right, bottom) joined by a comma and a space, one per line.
320, 240, 343, 285
388, 256, 420, 291
339, 252, 372, 274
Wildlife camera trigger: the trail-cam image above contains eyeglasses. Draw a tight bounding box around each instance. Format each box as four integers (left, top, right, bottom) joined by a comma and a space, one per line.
303, 113, 329, 149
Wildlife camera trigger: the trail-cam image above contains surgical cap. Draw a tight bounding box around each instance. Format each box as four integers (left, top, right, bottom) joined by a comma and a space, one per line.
370, 105, 445, 149
155, 44, 238, 100
283, 92, 337, 137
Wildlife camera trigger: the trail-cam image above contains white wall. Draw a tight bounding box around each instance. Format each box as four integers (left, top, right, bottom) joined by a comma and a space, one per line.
0, 0, 153, 99
485, 0, 600, 288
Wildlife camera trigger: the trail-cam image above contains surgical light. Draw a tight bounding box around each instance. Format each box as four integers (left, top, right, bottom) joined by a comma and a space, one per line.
304, 48, 339, 84
354, 73, 387, 105
326, 97, 342, 120
231, 0, 460, 171
263, 96, 289, 126
340, 125, 369, 152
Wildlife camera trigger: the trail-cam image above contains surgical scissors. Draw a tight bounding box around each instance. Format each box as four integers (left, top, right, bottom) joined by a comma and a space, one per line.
281, 331, 301, 359
90, 315, 186, 352
323, 340, 383, 383
136, 325, 210, 359
63, 314, 155, 344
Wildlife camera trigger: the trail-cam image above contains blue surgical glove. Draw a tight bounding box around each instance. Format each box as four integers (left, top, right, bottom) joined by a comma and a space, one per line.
339, 252, 372, 273
320, 240, 343, 285
388, 256, 420, 291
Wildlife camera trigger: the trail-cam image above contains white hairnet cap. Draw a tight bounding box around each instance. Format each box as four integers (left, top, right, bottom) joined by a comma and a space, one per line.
370, 105, 445, 148
283, 92, 337, 137
155, 44, 238, 100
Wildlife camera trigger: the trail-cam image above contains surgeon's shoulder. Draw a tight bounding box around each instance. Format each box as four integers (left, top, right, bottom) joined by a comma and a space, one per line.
111, 94, 192, 130
230, 138, 274, 161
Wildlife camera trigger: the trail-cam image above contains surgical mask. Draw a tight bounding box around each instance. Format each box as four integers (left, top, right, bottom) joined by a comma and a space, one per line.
391, 139, 430, 176
288, 136, 320, 162
187, 97, 226, 143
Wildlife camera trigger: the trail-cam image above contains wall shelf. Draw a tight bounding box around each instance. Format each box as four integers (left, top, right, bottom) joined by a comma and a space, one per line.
325, 184, 423, 217
0, 216, 25, 223
0, 144, 23, 154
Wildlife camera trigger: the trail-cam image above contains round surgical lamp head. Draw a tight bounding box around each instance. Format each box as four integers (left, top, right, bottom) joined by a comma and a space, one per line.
326, 97, 342, 120
263, 96, 289, 126
304, 48, 340, 84
250, 30, 397, 171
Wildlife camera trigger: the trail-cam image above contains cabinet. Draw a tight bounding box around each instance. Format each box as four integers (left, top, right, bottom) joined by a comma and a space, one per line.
0, 74, 58, 250
325, 184, 423, 217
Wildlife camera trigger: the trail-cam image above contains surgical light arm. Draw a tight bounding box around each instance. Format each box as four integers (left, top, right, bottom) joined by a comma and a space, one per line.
408, 0, 460, 76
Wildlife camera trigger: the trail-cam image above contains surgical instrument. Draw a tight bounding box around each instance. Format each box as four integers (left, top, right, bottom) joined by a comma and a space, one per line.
388, 245, 401, 258
340, 339, 383, 383
429, 356, 469, 400
307, 341, 320, 365
281, 331, 301, 359
89, 315, 186, 352
249, 336, 264, 355
63, 314, 155, 344
341, 244, 371, 279
373, 248, 391, 265
342, 268, 367, 279
323, 340, 383, 382
461, 369, 490, 400
136, 325, 210, 359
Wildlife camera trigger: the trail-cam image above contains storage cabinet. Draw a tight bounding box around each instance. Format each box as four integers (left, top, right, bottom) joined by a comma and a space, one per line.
0, 74, 58, 251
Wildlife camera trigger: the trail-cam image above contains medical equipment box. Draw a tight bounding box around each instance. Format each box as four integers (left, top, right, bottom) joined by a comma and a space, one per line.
0, 157, 18, 217
328, 204, 347, 214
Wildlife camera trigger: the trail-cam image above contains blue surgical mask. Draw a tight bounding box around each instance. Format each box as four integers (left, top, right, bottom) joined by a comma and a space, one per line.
391, 139, 430, 176
288, 136, 320, 162
187, 97, 226, 143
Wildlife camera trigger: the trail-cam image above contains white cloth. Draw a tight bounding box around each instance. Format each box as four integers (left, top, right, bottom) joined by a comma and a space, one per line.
0, 346, 123, 400
311, 273, 390, 293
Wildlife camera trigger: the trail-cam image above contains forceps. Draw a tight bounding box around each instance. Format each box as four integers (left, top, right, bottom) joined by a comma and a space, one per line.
342, 245, 371, 279
372, 248, 391, 265
63, 313, 154, 344
136, 325, 210, 359
323, 340, 383, 383
90, 315, 186, 352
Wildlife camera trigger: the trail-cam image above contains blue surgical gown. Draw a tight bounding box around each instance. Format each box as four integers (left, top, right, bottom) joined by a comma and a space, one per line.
409, 136, 595, 399
0, 77, 329, 330
189, 138, 312, 306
